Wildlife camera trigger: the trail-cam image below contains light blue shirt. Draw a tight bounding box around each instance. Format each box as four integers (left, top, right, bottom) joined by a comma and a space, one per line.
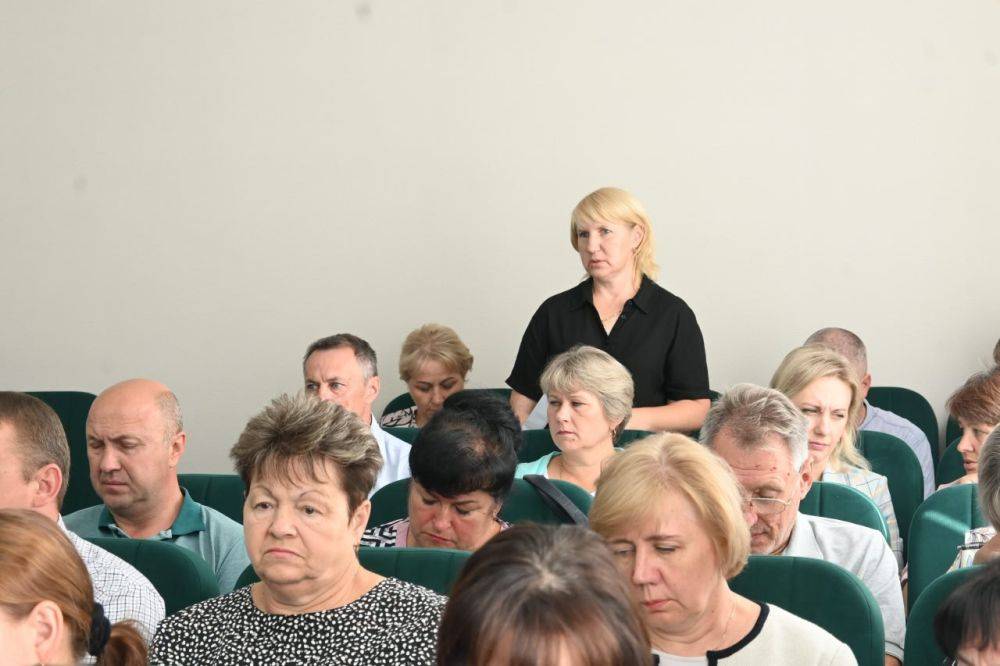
861, 400, 935, 498
370, 418, 411, 495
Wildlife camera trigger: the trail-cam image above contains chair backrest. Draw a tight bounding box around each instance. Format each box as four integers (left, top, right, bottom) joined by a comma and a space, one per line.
907, 484, 985, 609
857, 430, 924, 550
27, 391, 101, 516
87, 537, 220, 615
381, 388, 513, 420
937, 438, 965, 487
800, 482, 889, 542
383, 426, 419, 444
236, 546, 471, 596
945, 416, 961, 450
903, 566, 979, 666
518, 429, 652, 464
867, 386, 940, 464
729, 555, 885, 666
367, 478, 592, 529
179, 473, 245, 524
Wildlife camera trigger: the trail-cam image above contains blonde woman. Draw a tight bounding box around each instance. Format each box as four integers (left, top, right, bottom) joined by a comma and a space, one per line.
771, 344, 902, 567
506, 187, 712, 433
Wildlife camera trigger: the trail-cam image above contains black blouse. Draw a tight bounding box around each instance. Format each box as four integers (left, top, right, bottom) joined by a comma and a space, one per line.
506, 276, 711, 408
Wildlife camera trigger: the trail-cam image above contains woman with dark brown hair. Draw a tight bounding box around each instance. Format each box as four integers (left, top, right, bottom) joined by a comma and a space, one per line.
436, 523, 651, 665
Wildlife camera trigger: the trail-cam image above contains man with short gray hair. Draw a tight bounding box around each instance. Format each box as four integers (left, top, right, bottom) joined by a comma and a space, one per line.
702, 383, 905, 666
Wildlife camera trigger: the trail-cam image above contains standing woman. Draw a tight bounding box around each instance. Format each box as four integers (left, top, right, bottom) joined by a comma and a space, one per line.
507, 187, 712, 432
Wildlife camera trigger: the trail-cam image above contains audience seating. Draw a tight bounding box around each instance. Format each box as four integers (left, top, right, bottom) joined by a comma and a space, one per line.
903, 566, 978, 666
800, 482, 889, 542
944, 416, 961, 450
87, 537, 220, 615
367, 478, 592, 529
518, 428, 652, 464
729, 555, 884, 666
179, 473, 245, 524
236, 546, 471, 596
381, 388, 512, 421
936, 438, 965, 487
28, 391, 101, 515
906, 484, 984, 609
857, 430, 923, 553
384, 426, 419, 444
866, 386, 940, 464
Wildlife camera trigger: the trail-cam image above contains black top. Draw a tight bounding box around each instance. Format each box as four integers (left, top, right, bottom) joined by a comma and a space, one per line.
507, 276, 711, 407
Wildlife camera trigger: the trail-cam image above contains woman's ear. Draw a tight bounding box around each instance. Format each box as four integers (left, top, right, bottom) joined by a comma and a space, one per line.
350, 499, 372, 541
630, 223, 645, 251
28, 600, 66, 664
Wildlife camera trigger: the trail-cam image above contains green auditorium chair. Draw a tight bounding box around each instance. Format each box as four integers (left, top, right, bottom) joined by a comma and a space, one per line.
729, 555, 884, 666
945, 416, 961, 451
88, 537, 220, 615
367, 478, 592, 529
904, 566, 979, 666
907, 484, 984, 609
27, 391, 101, 515
857, 430, 924, 552
866, 386, 940, 465
383, 426, 419, 444
381, 388, 513, 421
518, 429, 652, 464
800, 482, 889, 542
937, 438, 965, 486
236, 546, 471, 596
179, 473, 245, 524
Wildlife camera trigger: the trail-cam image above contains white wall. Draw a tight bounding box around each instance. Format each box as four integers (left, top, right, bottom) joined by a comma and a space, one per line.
2, 1, 998, 473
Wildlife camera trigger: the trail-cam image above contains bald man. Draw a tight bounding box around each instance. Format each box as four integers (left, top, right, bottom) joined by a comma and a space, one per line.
64, 379, 250, 592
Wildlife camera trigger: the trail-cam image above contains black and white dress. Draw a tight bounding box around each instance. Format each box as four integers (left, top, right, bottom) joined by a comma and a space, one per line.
150, 578, 446, 665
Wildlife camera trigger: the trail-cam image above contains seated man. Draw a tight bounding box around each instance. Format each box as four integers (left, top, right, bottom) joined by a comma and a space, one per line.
701, 383, 905, 666
64, 379, 249, 592
806, 326, 934, 497
0, 392, 165, 639
303, 333, 410, 494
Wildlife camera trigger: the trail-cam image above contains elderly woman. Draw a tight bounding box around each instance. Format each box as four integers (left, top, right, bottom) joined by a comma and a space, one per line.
363, 391, 519, 551
939, 357, 1000, 488
0, 509, 147, 666
436, 524, 651, 665
590, 434, 855, 664
506, 187, 712, 432
514, 345, 633, 494
150, 394, 446, 665
950, 428, 1000, 569
771, 344, 902, 567
381, 323, 474, 428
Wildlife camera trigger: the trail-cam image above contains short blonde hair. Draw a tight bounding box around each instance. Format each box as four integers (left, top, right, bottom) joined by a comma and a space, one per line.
770, 344, 869, 472
540, 346, 634, 439
570, 187, 659, 284
398, 323, 474, 382
590, 433, 751, 580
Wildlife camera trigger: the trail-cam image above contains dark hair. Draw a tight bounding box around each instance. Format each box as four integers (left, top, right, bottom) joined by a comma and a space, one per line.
935, 557, 1000, 658
303, 333, 378, 379
0, 392, 71, 507
409, 391, 519, 503
437, 524, 650, 665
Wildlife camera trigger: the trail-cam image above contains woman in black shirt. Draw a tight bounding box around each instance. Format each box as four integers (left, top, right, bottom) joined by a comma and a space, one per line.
507, 187, 711, 432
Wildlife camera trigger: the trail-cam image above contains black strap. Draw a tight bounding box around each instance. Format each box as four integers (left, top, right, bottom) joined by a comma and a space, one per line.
523, 474, 589, 526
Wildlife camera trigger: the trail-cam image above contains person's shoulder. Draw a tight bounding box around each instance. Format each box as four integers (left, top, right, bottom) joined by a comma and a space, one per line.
799, 513, 886, 551
533, 281, 589, 313
200, 504, 243, 533
515, 453, 555, 477
760, 604, 855, 660
380, 406, 417, 427
62, 505, 105, 534
361, 518, 405, 547
638, 278, 693, 311
160, 586, 252, 628
367, 578, 447, 620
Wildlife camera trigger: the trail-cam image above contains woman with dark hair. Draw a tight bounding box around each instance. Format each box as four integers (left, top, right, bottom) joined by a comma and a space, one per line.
436, 523, 651, 665
362, 390, 520, 551
935, 557, 1000, 664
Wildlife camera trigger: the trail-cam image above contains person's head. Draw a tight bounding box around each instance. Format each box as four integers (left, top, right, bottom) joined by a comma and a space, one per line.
0, 509, 147, 666
407, 391, 519, 551
934, 557, 1000, 665
303, 333, 380, 425
231, 393, 382, 596
947, 364, 1000, 477
976, 429, 1000, 530
86, 379, 186, 519
770, 344, 868, 474
570, 187, 658, 286
701, 383, 812, 556
590, 433, 750, 642
0, 393, 70, 518
437, 524, 650, 666
398, 324, 474, 424
541, 345, 634, 454
804, 327, 871, 399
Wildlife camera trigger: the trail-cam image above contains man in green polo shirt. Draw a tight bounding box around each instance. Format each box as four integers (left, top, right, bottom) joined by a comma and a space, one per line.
64, 379, 250, 592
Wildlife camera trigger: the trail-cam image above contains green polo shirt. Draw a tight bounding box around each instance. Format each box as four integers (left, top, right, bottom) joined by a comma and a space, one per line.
64, 489, 250, 593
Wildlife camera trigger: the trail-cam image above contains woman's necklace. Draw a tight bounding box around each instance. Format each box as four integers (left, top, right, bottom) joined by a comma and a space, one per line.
717, 597, 738, 650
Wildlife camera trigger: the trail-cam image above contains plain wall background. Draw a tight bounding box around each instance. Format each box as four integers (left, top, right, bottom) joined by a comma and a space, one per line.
2, 1, 998, 473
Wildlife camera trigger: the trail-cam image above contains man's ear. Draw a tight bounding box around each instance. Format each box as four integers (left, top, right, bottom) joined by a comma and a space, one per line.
798, 461, 815, 500
366, 375, 381, 405
30, 463, 63, 511
860, 373, 872, 400
167, 431, 187, 468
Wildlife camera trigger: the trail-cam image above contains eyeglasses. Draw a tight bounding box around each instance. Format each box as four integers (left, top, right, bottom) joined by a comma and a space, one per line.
742, 496, 792, 516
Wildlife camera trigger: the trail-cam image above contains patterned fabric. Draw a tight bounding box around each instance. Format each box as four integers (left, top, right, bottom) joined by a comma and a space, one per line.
361, 517, 512, 549
822, 466, 902, 570
150, 578, 445, 665
380, 405, 418, 428
949, 526, 997, 571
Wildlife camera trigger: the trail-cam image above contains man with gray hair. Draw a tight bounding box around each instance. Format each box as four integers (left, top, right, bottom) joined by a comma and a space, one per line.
806, 326, 934, 497
64, 379, 250, 592
702, 383, 905, 666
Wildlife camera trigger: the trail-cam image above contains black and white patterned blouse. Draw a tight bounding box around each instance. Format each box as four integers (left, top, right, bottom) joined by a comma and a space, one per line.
149, 578, 445, 665
380, 405, 419, 427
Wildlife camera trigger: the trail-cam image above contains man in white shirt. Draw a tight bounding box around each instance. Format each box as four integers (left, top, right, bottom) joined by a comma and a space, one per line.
701, 383, 905, 666
0, 392, 165, 641
806, 326, 934, 497
303, 333, 410, 494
